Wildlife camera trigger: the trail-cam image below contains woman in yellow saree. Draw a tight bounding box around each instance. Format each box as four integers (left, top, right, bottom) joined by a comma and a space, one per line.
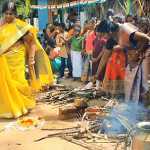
0, 2, 53, 118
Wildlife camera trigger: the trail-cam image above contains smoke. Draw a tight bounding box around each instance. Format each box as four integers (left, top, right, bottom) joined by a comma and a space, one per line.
100, 102, 148, 136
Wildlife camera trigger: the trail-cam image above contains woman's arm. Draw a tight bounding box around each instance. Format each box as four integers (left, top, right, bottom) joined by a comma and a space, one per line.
23, 32, 36, 66
92, 48, 104, 63
96, 49, 112, 78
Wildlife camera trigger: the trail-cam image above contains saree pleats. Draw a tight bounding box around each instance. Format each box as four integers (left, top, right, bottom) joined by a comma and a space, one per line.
0, 44, 35, 118
34, 39, 54, 86
125, 62, 149, 103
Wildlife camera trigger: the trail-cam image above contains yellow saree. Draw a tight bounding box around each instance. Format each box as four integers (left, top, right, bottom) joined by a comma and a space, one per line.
0, 19, 53, 118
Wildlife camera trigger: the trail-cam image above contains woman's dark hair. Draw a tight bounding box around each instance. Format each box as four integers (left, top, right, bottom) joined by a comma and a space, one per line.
96, 20, 110, 33
47, 24, 55, 33
2, 1, 17, 14
109, 22, 119, 32
74, 25, 81, 32
107, 9, 114, 18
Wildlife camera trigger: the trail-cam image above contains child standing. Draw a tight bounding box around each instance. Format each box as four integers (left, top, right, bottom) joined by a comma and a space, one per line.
70, 26, 84, 80
81, 21, 96, 83
55, 26, 68, 78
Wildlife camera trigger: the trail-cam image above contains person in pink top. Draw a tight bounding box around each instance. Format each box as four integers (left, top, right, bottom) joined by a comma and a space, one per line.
81, 20, 96, 83
85, 30, 96, 54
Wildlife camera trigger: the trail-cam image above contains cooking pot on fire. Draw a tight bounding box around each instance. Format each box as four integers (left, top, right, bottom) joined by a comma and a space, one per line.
132, 122, 150, 150
136, 122, 150, 133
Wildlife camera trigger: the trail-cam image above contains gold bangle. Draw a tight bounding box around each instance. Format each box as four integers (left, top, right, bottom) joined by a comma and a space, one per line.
29, 57, 34, 59
29, 56, 34, 58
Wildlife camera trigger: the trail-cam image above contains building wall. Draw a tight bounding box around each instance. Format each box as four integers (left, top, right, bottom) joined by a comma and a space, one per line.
38, 0, 48, 31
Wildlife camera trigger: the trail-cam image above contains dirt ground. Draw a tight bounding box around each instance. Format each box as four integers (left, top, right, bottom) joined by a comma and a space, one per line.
0, 104, 87, 150
0, 79, 87, 150
0, 78, 125, 150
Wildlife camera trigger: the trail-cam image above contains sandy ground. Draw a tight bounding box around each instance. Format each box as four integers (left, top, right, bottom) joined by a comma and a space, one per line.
0, 79, 88, 150
0, 78, 125, 150
0, 102, 87, 150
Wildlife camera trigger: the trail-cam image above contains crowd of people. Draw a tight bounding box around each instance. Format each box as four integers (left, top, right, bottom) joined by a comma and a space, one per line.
0, 1, 149, 119
41, 12, 150, 103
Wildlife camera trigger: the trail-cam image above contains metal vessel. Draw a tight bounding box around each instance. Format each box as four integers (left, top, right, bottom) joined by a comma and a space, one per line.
132, 122, 150, 150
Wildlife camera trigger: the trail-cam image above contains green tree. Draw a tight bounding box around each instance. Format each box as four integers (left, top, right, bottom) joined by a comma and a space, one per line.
16, 0, 31, 18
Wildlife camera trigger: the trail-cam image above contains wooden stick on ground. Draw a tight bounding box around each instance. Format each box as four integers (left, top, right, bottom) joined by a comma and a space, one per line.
60, 136, 103, 150
34, 129, 81, 142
